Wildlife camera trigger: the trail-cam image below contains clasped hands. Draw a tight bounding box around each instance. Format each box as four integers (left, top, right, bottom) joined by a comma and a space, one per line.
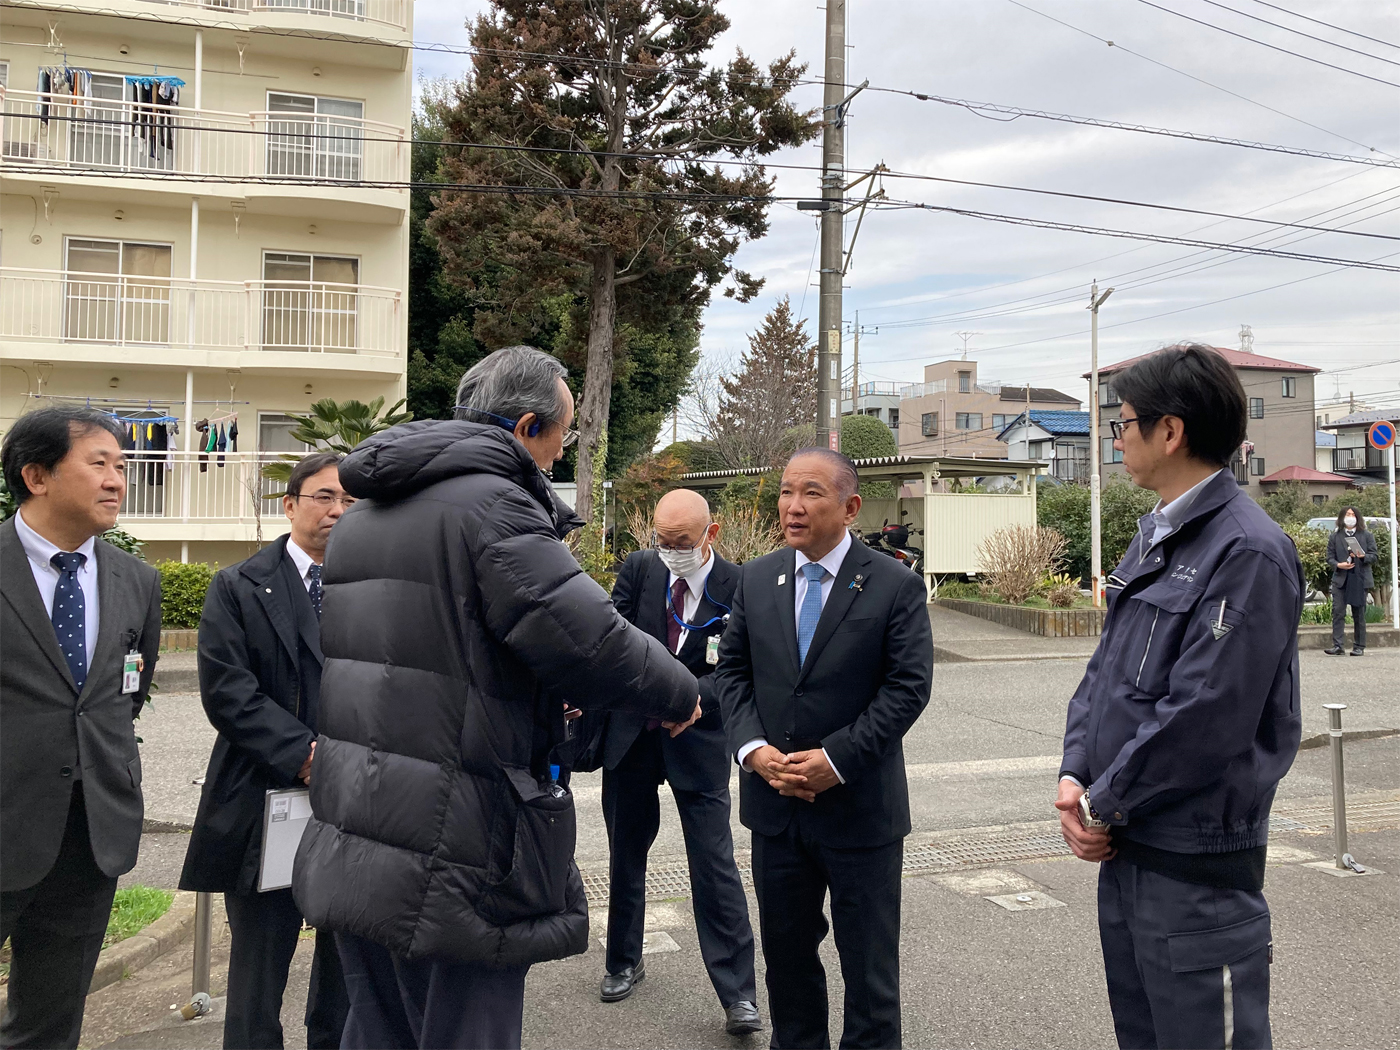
1055, 779, 1115, 863
749, 744, 839, 802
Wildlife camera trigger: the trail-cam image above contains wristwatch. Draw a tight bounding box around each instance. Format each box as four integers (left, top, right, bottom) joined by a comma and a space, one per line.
1079, 793, 1107, 829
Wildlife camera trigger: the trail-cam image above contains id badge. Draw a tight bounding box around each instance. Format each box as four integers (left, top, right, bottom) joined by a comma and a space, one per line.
122, 650, 143, 694
706, 633, 720, 666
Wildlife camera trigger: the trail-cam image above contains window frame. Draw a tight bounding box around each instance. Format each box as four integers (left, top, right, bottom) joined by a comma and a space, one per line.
921, 411, 938, 437
957, 371, 971, 394
955, 411, 982, 431
1102, 437, 1123, 465
1250, 456, 1266, 477
1249, 397, 1265, 419
1281, 376, 1297, 398
62, 236, 174, 345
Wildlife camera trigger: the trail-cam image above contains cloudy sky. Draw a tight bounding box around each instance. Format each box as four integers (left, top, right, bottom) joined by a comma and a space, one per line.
412, 0, 1400, 420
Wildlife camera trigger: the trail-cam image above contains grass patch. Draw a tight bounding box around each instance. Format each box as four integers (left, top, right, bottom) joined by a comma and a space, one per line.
938, 590, 1093, 610
104, 886, 174, 949
1300, 602, 1386, 626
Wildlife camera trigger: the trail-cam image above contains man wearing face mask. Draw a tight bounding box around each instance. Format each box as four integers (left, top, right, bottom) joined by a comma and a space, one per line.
596, 489, 760, 1036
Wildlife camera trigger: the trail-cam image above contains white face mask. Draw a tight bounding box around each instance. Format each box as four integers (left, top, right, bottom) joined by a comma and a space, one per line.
657, 545, 707, 578
1344, 516, 1357, 529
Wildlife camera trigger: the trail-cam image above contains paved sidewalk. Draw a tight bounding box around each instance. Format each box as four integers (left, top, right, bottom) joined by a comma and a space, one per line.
927, 604, 1100, 662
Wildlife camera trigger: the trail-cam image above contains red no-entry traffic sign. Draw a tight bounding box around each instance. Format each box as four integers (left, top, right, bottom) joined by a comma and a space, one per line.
1369, 420, 1396, 451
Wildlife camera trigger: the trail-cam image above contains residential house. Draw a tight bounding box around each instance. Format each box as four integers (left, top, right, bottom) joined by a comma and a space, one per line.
841, 381, 900, 442
1315, 430, 1337, 473
1320, 409, 1400, 487
997, 410, 1092, 483
897, 358, 1080, 458
1093, 347, 1319, 495
1256, 465, 1357, 504
1, 0, 413, 567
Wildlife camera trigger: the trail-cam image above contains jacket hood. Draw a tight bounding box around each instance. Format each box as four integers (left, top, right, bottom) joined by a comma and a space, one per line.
340, 420, 583, 535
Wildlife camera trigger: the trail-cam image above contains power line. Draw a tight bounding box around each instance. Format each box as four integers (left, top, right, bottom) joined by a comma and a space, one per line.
1134, 0, 1400, 88
1244, 0, 1400, 51
1195, 0, 1400, 66
1004, 0, 1398, 158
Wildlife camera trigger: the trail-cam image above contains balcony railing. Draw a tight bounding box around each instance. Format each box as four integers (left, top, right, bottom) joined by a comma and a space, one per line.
1334, 447, 1387, 472
121, 451, 299, 524
134, 0, 408, 31
1, 267, 402, 356
0, 91, 408, 184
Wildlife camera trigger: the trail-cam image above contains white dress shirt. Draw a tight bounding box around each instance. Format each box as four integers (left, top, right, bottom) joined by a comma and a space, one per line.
667, 547, 716, 654
15, 506, 100, 674
284, 537, 320, 593
737, 529, 854, 783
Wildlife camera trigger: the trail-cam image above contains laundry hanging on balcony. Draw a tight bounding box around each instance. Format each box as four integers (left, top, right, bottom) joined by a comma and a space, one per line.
125, 76, 184, 159
111, 413, 177, 487
35, 66, 94, 126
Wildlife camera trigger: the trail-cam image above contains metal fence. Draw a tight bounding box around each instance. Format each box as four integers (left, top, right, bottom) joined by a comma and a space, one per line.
132, 0, 408, 30
121, 452, 288, 523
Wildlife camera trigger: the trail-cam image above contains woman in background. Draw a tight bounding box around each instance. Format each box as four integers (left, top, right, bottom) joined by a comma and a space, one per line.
1325, 505, 1377, 657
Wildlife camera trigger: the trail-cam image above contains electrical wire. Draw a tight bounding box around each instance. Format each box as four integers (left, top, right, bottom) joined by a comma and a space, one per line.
1195, 0, 1400, 66
1133, 0, 1400, 88
1245, 0, 1400, 51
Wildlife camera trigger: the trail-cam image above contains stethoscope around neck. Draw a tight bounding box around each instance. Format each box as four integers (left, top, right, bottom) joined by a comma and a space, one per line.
662, 560, 732, 632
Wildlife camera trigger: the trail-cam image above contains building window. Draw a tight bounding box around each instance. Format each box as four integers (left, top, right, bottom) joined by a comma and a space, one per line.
1313, 495, 1326, 505
921, 412, 938, 437
1250, 398, 1265, 419
1102, 438, 1122, 465
958, 371, 971, 394
63, 238, 173, 344
1099, 382, 1120, 406
266, 93, 365, 180
1282, 377, 1297, 398
262, 252, 360, 351
992, 413, 1011, 431
956, 412, 982, 431
889, 409, 899, 429
1250, 456, 1266, 476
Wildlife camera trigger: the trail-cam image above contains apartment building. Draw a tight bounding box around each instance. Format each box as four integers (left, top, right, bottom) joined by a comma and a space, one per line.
840, 381, 900, 442
1, 0, 412, 566
896, 358, 1081, 458
1094, 346, 1319, 495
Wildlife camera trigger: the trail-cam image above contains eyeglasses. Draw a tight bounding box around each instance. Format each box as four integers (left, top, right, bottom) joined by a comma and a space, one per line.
552, 418, 579, 448
294, 493, 357, 508
1109, 416, 1146, 441
651, 529, 711, 554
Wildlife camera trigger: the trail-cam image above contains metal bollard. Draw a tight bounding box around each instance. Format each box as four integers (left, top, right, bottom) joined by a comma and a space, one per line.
1323, 703, 1349, 870
191, 890, 214, 996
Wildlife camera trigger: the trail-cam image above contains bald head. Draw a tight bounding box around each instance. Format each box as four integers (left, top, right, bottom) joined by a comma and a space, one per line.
653, 488, 718, 560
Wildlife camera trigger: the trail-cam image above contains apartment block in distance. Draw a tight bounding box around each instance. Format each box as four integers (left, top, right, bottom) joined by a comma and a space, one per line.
897, 358, 1081, 459
1, 0, 412, 566
1094, 346, 1319, 495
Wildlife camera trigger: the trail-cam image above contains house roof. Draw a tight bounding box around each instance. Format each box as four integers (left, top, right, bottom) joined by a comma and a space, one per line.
997, 410, 1091, 439
999, 385, 1080, 405
1258, 465, 1356, 485
1086, 346, 1320, 378
1315, 430, 1337, 448
1319, 409, 1400, 430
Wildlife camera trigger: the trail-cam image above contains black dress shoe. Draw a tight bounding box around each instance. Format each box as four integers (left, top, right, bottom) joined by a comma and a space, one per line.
600, 961, 645, 1003
725, 1000, 762, 1035
1350, 647, 1365, 656
1323, 646, 1345, 655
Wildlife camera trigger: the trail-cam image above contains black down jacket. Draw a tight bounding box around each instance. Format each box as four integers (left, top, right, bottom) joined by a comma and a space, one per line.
292, 421, 698, 968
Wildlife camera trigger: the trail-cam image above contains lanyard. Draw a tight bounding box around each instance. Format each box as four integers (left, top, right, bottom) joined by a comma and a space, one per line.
665, 574, 732, 632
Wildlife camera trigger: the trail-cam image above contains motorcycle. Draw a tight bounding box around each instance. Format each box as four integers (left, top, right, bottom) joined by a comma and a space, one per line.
861, 517, 924, 575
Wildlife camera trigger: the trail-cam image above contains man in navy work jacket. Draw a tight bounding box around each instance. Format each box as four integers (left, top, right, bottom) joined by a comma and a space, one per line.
599, 488, 759, 1036
1058, 344, 1304, 1050
715, 448, 933, 1050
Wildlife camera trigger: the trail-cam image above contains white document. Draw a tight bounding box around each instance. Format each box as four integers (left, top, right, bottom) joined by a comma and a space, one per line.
258, 787, 313, 892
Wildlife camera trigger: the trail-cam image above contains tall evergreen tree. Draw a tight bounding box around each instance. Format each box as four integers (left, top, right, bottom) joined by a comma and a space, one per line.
713, 296, 816, 468
424, 0, 816, 522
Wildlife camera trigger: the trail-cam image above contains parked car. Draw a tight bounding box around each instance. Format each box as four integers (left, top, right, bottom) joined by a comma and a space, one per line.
1305, 516, 1394, 533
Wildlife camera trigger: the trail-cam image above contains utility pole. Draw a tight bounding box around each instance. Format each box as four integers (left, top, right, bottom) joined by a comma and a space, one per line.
816, 0, 847, 451
846, 312, 878, 401
1089, 281, 1114, 607
672, 407, 678, 445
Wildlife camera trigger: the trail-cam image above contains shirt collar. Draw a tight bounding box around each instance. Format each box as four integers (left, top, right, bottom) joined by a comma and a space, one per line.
284, 536, 318, 581
14, 506, 97, 570
794, 528, 853, 580
667, 546, 716, 598
1150, 468, 1226, 537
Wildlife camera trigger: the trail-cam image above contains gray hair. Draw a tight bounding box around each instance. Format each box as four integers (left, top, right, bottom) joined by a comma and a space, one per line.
455, 345, 568, 429
789, 447, 860, 499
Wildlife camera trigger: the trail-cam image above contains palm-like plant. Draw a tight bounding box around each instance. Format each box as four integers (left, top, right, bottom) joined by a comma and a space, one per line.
260, 396, 413, 492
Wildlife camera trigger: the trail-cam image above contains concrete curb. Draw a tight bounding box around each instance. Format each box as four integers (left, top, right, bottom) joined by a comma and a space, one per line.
933, 645, 1095, 664
1297, 727, 1399, 751
89, 891, 198, 995
143, 817, 195, 834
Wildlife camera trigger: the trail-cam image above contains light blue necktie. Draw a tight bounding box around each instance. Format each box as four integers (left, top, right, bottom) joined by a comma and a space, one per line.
797, 562, 827, 665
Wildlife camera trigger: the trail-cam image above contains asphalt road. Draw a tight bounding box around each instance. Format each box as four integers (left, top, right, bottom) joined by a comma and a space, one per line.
89, 627, 1399, 1049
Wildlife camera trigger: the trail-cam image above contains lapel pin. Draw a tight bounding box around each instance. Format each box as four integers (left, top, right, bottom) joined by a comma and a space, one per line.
778, 573, 787, 586
849, 574, 864, 593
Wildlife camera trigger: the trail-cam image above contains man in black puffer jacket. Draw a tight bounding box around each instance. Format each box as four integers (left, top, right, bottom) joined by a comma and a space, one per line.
293, 346, 701, 1050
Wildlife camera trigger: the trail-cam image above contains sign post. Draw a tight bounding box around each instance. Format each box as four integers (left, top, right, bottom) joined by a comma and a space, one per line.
1367, 420, 1398, 630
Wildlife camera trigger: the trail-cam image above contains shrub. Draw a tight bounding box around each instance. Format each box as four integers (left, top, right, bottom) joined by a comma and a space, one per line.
839, 415, 897, 498
567, 523, 617, 592
1300, 601, 1386, 625
156, 560, 217, 628
102, 528, 145, 557
1101, 477, 1159, 569
1036, 483, 1091, 586
713, 504, 785, 564
1043, 572, 1082, 608
1282, 523, 1330, 596
934, 579, 982, 601
1256, 480, 1314, 527
976, 525, 1068, 605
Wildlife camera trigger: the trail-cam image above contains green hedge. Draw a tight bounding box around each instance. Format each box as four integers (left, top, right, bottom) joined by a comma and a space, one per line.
156, 560, 216, 629
1036, 478, 1157, 585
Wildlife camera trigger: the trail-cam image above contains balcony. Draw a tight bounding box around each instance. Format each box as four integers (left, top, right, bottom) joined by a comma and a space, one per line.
1, 91, 408, 185
1334, 447, 1387, 473
116, 451, 298, 541
1, 267, 402, 359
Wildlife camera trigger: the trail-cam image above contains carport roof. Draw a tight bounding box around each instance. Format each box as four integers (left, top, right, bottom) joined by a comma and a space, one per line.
680, 454, 1048, 488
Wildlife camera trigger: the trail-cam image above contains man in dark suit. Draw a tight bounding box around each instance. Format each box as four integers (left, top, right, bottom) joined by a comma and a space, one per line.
600, 488, 759, 1035
178, 452, 350, 1049
715, 449, 933, 1050
1, 407, 161, 1049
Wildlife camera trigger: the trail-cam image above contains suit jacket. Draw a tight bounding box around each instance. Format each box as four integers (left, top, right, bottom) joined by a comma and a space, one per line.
1327, 528, 1378, 591
600, 550, 737, 793
713, 536, 933, 849
178, 535, 321, 894
1, 517, 161, 891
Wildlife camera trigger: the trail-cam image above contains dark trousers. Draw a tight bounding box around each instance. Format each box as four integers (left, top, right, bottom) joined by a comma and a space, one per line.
0, 785, 117, 1050
1330, 597, 1366, 649
223, 889, 348, 1050
751, 819, 903, 1049
335, 932, 528, 1050
1098, 855, 1273, 1050
601, 730, 757, 1007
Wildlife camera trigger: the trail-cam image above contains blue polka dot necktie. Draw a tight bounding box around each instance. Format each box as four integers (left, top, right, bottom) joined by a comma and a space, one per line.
797, 562, 827, 666
50, 551, 88, 691
307, 563, 323, 621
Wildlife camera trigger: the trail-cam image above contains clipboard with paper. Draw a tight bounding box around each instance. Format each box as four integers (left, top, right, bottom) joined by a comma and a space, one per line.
258, 787, 312, 892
